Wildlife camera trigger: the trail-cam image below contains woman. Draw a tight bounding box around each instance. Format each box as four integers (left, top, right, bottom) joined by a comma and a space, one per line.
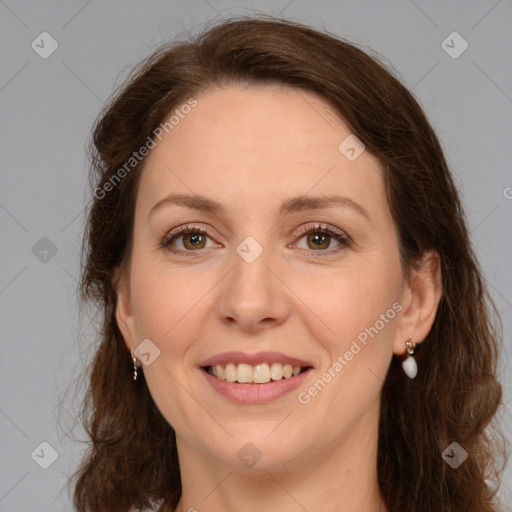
72, 16, 506, 512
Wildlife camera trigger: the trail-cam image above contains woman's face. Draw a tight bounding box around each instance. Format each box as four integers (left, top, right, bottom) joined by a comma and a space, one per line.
116, 85, 413, 472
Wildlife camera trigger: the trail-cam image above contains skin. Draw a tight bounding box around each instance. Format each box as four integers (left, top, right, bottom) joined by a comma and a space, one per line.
115, 85, 442, 512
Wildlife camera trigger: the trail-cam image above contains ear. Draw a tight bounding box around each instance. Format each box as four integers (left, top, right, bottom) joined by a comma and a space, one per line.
393, 250, 443, 355
113, 264, 139, 353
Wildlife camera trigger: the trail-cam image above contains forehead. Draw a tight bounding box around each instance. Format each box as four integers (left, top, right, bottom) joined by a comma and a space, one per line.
159, 84, 352, 159
136, 85, 385, 219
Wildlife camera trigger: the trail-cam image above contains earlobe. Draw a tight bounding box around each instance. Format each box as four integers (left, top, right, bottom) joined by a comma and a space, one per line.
393, 250, 443, 355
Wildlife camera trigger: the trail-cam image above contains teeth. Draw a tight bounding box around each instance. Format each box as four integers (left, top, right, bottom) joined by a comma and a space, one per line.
253, 363, 270, 383
270, 362, 283, 380
225, 363, 237, 382
237, 363, 253, 383
209, 362, 305, 383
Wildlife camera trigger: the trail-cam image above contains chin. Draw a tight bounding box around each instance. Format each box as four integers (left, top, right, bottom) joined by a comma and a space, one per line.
211, 427, 311, 472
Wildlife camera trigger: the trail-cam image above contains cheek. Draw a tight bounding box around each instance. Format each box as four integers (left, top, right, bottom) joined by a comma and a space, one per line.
131, 254, 225, 379
128, 259, 213, 425
293, 259, 401, 401
295, 261, 400, 345
129, 254, 220, 359
293, 276, 396, 430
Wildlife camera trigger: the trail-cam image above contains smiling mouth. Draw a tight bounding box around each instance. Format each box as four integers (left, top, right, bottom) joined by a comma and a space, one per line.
203, 362, 311, 384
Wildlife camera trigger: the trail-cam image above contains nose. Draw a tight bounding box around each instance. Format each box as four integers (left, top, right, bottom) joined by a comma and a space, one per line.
217, 243, 290, 334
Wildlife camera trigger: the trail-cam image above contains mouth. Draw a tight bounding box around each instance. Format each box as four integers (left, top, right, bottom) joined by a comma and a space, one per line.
199, 351, 314, 403
202, 362, 312, 384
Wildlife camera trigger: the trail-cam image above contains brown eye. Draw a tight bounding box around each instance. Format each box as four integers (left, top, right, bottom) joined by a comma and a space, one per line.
181, 232, 207, 250
306, 232, 332, 250
161, 225, 218, 255
294, 224, 351, 255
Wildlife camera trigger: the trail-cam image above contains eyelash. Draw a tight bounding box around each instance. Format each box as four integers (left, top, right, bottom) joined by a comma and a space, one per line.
160, 223, 351, 257
295, 224, 351, 256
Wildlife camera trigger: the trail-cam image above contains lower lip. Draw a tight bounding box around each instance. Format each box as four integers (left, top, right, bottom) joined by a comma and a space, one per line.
201, 368, 312, 404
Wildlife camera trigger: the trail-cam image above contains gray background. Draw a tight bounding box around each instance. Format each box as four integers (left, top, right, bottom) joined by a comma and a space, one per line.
1, 0, 511, 510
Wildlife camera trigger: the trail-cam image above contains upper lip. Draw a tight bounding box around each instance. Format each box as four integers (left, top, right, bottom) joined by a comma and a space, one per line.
200, 351, 313, 368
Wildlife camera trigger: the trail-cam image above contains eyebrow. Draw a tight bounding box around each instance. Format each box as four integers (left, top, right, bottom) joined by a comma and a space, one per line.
148, 193, 371, 222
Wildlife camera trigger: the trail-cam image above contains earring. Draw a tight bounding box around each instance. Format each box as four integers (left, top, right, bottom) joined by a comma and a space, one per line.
131, 347, 138, 381
401, 336, 417, 379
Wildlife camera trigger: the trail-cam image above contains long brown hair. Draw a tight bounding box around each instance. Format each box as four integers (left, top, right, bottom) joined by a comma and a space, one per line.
72, 15, 506, 511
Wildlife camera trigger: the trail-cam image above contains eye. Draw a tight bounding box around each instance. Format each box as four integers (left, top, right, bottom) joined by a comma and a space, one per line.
161, 224, 220, 254
161, 223, 351, 257
293, 223, 351, 255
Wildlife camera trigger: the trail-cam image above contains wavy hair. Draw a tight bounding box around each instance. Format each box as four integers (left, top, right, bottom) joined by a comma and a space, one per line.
71, 15, 506, 511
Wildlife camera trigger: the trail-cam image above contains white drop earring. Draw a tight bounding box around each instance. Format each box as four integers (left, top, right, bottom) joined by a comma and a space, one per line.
401, 336, 417, 379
